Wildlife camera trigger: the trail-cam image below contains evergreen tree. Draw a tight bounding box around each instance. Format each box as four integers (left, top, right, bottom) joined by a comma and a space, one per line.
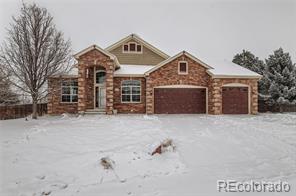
233, 50, 265, 75
265, 48, 296, 105
233, 50, 268, 94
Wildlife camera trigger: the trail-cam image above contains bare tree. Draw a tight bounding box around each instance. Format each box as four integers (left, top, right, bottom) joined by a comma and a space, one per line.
0, 3, 72, 119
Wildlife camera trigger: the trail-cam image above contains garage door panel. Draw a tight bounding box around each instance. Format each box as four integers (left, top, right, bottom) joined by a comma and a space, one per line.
222, 87, 248, 114
154, 88, 206, 114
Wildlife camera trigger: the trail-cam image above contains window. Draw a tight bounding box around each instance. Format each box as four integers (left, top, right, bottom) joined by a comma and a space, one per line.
178, 61, 188, 74
61, 80, 78, 102
136, 45, 142, 52
123, 44, 129, 52
96, 70, 106, 84
122, 42, 142, 53
121, 80, 141, 103
129, 43, 136, 51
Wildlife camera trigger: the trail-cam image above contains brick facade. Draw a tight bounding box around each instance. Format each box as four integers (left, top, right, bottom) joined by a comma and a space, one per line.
113, 77, 146, 113
146, 54, 210, 114
77, 49, 116, 114
47, 45, 260, 115
48, 77, 78, 114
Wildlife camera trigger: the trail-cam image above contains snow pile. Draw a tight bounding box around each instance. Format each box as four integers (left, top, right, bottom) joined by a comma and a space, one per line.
143, 114, 159, 120
60, 113, 70, 119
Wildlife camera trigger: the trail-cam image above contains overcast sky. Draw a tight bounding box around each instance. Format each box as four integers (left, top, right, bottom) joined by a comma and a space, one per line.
0, 0, 295, 62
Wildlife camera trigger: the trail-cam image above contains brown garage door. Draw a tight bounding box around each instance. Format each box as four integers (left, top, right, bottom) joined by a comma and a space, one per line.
222, 87, 248, 114
154, 88, 206, 114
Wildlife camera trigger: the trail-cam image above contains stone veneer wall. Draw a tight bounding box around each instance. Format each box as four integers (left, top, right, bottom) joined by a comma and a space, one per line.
77, 49, 116, 114
113, 77, 146, 113
47, 77, 78, 114
208, 78, 259, 114
146, 54, 211, 114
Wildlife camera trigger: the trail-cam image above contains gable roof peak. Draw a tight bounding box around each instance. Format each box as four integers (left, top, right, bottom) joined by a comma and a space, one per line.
145, 50, 213, 75
74, 44, 120, 67
105, 34, 170, 59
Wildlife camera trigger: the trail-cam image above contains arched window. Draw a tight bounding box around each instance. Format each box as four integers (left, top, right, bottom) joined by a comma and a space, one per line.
96, 70, 106, 84
121, 80, 141, 103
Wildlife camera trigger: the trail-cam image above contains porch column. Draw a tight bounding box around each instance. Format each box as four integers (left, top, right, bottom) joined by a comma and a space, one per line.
251, 80, 259, 114
146, 77, 153, 114
78, 63, 86, 112
209, 78, 222, 115
105, 61, 114, 114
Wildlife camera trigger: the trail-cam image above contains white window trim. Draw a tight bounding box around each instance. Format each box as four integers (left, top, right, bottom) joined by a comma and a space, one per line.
121, 80, 141, 103
178, 61, 188, 75
122, 42, 143, 54
60, 80, 78, 103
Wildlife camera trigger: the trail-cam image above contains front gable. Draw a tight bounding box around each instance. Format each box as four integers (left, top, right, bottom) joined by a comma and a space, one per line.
147, 53, 211, 87
74, 45, 120, 69
106, 34, 169, 65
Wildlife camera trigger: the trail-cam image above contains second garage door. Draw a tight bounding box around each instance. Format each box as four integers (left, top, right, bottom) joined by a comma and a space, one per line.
222, 87, 249, 114
154, 88, 206, 114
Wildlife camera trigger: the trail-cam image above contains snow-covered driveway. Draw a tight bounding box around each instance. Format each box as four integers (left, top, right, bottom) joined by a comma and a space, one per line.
1, 114, 296, 196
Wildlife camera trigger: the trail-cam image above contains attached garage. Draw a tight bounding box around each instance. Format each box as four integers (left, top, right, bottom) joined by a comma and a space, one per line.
154, 87, 207, 114
222, 87, 249, 114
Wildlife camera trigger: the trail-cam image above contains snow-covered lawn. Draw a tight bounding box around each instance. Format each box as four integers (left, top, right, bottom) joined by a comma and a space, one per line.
1, 113, 296, 196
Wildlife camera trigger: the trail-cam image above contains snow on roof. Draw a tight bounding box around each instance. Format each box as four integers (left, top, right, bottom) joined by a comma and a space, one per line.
53, 60, 261, 78
207, 60, 262, 78
68, 66, 78, 75
114, 64, 155, 76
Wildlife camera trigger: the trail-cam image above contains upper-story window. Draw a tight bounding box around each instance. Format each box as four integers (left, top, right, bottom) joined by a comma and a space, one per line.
129, 43, 136, 51
123, 44, 129, 51
178, 61, 188, 75
123, 42, 142, 53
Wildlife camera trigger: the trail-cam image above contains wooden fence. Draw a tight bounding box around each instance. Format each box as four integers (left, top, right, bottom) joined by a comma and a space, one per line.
0, 103, 47, 120
258, 100, 296, 113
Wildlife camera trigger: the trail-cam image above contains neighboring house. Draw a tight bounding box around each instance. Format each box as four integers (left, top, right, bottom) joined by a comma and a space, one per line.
48, 34, 261, 115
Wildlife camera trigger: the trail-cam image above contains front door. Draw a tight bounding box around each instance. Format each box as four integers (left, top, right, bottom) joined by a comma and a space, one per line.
96, 86, 106, 109
94, 69, 106, 109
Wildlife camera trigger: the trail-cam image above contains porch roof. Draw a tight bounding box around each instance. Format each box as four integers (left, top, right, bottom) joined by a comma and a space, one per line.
114, 64, 154, 77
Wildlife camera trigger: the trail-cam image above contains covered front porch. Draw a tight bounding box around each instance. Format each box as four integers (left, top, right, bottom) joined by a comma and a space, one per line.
74, 46, 117, 114
78, 63, 114, 114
